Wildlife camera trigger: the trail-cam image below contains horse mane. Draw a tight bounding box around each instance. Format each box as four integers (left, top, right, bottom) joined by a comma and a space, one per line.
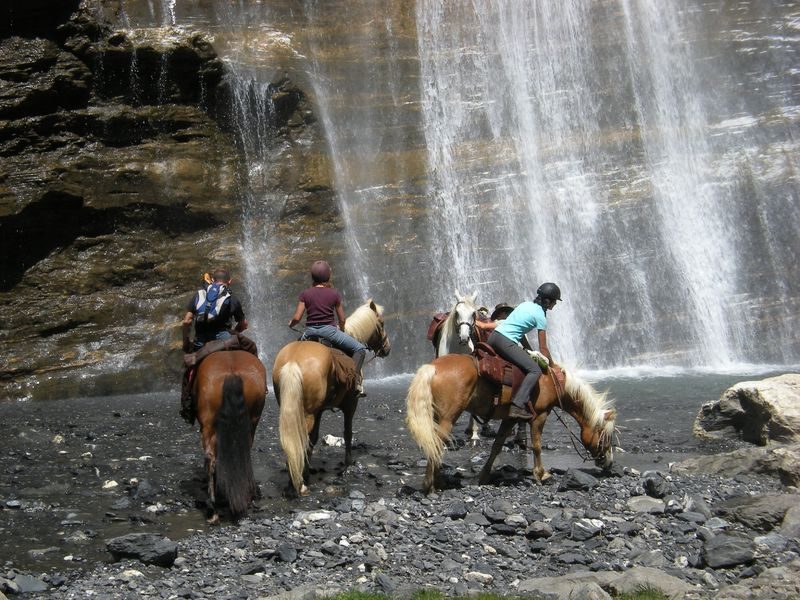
562, 368, 616, 438
345, 300, 384, 343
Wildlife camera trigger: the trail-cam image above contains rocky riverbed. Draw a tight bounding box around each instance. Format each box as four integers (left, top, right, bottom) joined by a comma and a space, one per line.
1, 376, 799, 599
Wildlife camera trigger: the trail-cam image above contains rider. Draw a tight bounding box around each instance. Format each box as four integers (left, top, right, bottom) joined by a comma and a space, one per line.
180, 268, 249, 423
475, 283, 561, 420
489, 303, 533, 351
288, 260, 368, 395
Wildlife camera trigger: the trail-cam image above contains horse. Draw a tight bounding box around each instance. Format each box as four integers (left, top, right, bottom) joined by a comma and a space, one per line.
194, 350, 267, 524
433, 290, 479, 357
272, 299, 391, 496
405, 353, 616, 493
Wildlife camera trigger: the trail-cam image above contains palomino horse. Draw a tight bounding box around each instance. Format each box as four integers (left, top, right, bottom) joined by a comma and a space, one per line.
406, 353, 616, 493
433, 290, 479, 357
194, 350, 267, 523
272, 300, 391, 496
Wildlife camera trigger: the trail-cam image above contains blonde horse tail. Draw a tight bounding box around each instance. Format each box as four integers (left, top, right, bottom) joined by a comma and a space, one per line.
278, 362, 308, 495
405, 364, 445, 469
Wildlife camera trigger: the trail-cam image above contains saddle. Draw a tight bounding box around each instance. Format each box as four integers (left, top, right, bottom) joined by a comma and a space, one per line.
426, 312, 449, 344
183, 333, 259, 369
473, 342, 526, 408
301, 335, 333, 348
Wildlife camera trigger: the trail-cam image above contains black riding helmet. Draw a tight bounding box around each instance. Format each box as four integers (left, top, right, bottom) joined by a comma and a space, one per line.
536, 282, 562, 302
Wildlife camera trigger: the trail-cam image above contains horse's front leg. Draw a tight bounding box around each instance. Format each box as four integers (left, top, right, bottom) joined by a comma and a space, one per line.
464, 417, 481, 446
478, 418, 516, 485
530, 412, 550, 483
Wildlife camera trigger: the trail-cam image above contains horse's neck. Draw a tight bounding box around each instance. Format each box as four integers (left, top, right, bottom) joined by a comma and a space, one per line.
544, 374, 588, 430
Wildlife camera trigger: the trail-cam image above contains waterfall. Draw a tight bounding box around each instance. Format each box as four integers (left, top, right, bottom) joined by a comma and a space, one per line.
414, 0, 800, 371
112, 0, 800, 374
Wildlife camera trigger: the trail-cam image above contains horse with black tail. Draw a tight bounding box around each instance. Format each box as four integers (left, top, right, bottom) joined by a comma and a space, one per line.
405, 353, 616, 493
194, 350, 266, 524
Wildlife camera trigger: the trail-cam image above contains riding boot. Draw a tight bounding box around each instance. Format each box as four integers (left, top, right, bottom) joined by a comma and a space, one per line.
352, 349, 366, 397
180, 368, 196, 425
508, 375, 540, 420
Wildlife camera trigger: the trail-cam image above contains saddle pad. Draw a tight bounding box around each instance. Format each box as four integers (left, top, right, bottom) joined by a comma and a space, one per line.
330, 348, 358, 390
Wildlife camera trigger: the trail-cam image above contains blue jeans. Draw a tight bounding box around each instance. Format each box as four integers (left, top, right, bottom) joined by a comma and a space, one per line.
302, 324, 367, 356
193, 329, 232, 351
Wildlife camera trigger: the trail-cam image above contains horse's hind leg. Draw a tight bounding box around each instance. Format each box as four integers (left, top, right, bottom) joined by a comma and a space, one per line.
201, 428, 220, 525
423, 418, 454, 492
342, 404, 356, 467
205, 454, 219, 525
478, 419, 516, 485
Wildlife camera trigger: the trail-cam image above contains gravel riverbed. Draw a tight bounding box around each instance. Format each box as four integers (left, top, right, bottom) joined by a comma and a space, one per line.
1, 376, 798, 598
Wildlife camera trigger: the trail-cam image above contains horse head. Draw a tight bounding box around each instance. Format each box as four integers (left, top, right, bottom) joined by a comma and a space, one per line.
561, 369, 616, 472
355, 299, 391, 357
453, 289, 478, 347
580, 408, 616, 471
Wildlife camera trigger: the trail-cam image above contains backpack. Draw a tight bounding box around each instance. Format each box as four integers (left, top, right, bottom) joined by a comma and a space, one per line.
194, 282, 231, 323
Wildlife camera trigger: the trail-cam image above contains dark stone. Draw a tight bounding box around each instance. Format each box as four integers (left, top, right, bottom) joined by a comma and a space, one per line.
715, 494, 797, 532
643, 472, 674, 498
10, 574, 49, 593
106, 533, 177, 567
277, 543, 297, 563
704, 532, 756, 568
558, 468, 598, 491
445, 500, 468, 519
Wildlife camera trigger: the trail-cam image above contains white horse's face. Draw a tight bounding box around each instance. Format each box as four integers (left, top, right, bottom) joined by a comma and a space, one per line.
453, 290, 478, 346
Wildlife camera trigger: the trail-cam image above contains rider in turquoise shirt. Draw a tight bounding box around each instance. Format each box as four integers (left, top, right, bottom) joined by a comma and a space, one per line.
476, 282, 561, 420
494, 301, 547, 343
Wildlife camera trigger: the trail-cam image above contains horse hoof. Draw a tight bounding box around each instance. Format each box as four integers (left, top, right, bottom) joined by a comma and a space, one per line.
299, 484, 310, 497
207, 514, 220, 526
537, 471, 552, 484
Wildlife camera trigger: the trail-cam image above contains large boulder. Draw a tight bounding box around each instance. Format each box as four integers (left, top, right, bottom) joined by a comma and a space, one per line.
694, 374, 800, 445
673, 442, 800, 487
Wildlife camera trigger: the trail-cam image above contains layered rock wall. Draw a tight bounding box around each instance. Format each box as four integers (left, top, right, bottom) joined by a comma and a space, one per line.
0, 3, 314, 399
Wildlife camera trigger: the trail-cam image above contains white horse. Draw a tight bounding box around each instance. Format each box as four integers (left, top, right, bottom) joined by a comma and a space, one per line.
431, 290, 492, 444
434, 290, 479, 357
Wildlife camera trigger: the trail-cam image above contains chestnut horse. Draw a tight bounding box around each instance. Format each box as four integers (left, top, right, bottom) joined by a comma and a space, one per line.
272, 300, 391, 496
194, 350, 267, 523
406, 353, 616, 493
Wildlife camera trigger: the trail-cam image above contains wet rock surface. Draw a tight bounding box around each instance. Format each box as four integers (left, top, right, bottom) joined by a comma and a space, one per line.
1, 383, 798, 599
0, 4, 319, 401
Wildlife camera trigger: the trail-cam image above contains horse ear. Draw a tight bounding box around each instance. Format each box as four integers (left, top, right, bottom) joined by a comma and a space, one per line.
470, 291, 478, 303
367, 298, 375, 310
455, 289, 463, 301
604, 409, 616, 421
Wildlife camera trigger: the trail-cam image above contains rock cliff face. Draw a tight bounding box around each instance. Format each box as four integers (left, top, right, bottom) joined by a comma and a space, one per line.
0, 3, 319, 399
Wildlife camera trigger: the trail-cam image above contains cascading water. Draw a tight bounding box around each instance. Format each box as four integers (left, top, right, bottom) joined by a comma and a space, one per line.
415, 0, 799, 372
110, 0, 799, 375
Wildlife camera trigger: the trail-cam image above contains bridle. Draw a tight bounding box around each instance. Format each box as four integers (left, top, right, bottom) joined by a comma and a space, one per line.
453, 300, 476, 339
365, 318, 390, 363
